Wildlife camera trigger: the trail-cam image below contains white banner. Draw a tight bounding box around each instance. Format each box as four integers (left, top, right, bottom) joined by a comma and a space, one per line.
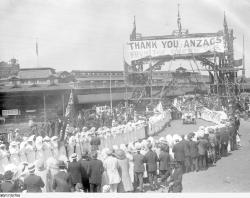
126, 36, 225, 61
2, 109, 20, 116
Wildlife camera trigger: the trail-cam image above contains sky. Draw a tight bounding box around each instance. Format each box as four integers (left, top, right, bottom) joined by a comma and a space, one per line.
0, 0, 249, 76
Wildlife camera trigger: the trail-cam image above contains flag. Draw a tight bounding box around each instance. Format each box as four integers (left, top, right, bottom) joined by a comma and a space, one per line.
130, 16, 136, 41
65, 90, 74, 118
177, 4, 182, 33
223, 12, 229, 45
124, 60, 133, 73
36, 41, 39, 56
223, 12, 228, 34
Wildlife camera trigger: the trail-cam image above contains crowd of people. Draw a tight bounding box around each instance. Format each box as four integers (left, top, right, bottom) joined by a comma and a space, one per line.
0, 96, 242, 193
0, 112, 241, 193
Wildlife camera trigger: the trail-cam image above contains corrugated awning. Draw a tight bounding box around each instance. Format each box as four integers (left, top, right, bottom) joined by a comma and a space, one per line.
77, 92, 132, 104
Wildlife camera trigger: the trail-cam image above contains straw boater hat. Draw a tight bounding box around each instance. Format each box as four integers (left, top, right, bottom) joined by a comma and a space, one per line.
28, 164, 35, 173
4, 170, 13, 181
28, 135, 35, 142
51, 136, 58, 142
135, 142, 141, 151
71, 153, 77, 160
106, 148, 113, 156
43, 136, 51, 142
57, 160, 66, 169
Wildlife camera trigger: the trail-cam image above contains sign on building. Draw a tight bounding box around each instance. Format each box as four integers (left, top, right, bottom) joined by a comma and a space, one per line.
2, 109, 20, 116
125, 36, 225, 61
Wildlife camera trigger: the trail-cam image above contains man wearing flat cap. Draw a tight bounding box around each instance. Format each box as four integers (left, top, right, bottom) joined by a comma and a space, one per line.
87, 151, 104, 192
144, 142, 159, 191
23, 164, 45, 192
68, 153, 82, 189
78, 149, 90, 192
133, 142, 145, 192
52, 160, 73, 192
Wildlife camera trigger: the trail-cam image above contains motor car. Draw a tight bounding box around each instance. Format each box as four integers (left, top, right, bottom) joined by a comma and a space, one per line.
182, 112, 196, 124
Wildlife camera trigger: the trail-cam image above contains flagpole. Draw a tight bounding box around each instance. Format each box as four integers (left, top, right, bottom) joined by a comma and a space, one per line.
242, 34, 245, 93
109, 72, 113, 112
36, 38, 39, 68
43, 94, 46, 123
123, 45, 128, 106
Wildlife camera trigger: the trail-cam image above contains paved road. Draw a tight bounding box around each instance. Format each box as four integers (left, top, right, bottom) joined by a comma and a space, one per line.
155, 118, 215, 139
149, 119, 250, 192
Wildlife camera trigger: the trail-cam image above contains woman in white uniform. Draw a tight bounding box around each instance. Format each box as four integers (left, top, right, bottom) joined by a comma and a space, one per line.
43, 136, 53, 161
9, 141, 20, 166
0, 144, 10, 173
35, 136, 44, 161
25, 136, 36, 163
19, 140, 28, 162
51, 136, 59, 159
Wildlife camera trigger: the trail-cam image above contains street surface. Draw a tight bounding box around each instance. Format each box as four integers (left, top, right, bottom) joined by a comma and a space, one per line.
150, 119, 250, 192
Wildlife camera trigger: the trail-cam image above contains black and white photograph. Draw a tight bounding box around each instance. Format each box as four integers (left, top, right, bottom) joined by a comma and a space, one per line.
0, 0, 249, 195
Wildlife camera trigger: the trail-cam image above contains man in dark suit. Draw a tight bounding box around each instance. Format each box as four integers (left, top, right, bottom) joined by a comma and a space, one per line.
0, 171, 18, 192
172, 139, 185, 172
23, 164, 45, 192
78, 150, 90, 192
133, 143, 145, 192
188, 133, 199, 172
180, 135, 191, 173
52, 160, 73, 192
220, 129, 229, 157
197, 136, 209, 170
144, 142, 159, 191
168, 161, 183, 193
87, 150, 104, 192
68, 153, 82, 189
159, 144, 171, 187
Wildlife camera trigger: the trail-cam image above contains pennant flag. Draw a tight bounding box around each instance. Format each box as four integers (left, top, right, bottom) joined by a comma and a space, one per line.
223, 12, 229, 45
209, 71, 214, 84
130, 16, 136, 41
177, 4, 182, 33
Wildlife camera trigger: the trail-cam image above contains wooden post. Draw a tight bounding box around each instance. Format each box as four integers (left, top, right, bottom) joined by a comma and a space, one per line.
109, 73, 113, 111
62, 93, 65, 117
43, 94, 46, 123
